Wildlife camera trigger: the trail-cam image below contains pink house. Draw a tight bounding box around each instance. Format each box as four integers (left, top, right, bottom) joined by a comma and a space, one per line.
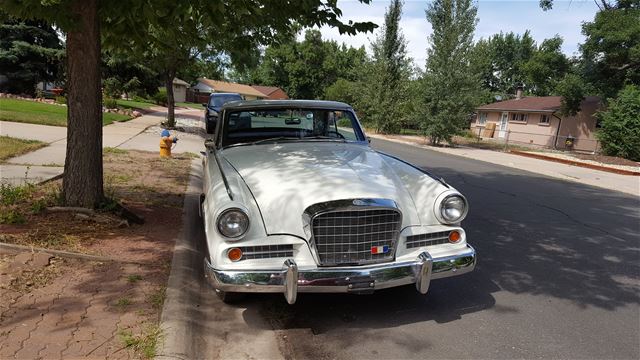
473, 93, 602, 152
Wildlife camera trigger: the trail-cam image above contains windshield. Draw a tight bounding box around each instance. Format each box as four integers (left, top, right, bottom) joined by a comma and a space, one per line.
220, 108, 365, 147
209, 94, 241, 108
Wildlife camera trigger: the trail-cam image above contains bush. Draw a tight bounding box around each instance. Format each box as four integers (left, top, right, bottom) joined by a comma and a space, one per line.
596, 85, 640, 161
55, 96, 66, 104
103, 77, 123, 99
132, 95, 154, 104
152, 88, 167, 106
104, 97, 118, 109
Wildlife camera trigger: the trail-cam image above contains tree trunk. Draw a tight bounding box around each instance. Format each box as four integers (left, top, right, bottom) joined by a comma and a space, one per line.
62, 0, 104, 208
165, 71, 176, 128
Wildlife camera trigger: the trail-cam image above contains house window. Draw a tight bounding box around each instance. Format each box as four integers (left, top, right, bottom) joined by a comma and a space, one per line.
478, 112, 487, 125
510, 113, 528, 122
540, 114, 550, 125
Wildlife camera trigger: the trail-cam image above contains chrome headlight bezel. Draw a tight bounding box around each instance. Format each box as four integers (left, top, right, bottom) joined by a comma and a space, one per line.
216, 207, 250, 239
435, 193, 469, 225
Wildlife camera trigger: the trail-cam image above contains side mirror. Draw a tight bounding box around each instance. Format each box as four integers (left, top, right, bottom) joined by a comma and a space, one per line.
204, 139, 216, 149
367, 136, 371, 144
202, 103, 207, 108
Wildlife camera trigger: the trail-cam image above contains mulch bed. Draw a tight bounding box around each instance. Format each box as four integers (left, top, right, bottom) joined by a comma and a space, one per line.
0, 150, 194, 359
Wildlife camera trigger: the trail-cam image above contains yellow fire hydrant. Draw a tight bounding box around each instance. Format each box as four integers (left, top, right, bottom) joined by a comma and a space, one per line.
159, 129, 178, 158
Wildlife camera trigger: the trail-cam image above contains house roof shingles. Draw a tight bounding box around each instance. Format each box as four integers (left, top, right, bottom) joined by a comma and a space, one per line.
251, 85, 282, 96
477, 96, 600, 113
173, 78, 189, 86
198, 78, 265, 97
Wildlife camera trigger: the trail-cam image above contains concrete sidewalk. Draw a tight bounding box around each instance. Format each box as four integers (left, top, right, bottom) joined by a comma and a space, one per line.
370, 134, 639, 196
0, 108, 206, 185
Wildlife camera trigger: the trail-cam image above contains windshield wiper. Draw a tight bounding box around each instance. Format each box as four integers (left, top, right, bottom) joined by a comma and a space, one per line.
251, 136, 301, 145
302, 136, 347, 142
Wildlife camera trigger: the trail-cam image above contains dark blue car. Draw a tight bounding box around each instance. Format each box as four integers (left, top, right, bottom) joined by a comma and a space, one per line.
204, 93, 243, 134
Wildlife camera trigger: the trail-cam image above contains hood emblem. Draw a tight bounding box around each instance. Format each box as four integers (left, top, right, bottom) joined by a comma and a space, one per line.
352, 199, 368, 206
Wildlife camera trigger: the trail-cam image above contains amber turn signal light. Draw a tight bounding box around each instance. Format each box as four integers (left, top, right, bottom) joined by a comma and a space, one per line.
227, 248, 243, 262
448, 230, 461, 243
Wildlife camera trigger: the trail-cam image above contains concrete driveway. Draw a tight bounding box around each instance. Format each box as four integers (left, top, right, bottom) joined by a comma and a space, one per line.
159, 138, 640, 359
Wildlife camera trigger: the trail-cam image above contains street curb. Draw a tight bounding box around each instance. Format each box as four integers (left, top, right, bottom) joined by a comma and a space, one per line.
369, 133, 640, 176
0, 242, 145, 264
509, 150, 640, 176
156, 158, 202, 360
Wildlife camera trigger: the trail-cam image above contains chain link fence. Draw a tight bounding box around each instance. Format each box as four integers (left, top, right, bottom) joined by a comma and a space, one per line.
472, 126, 601, 153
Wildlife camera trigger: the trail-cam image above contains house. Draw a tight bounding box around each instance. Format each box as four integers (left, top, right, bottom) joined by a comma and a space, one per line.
473, 89, 601, 152
191, 78, 266, 100
172, 78, 189, 103
251, 85, 289, 100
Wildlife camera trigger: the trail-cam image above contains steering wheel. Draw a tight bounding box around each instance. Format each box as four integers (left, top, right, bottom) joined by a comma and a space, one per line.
327, 130, 345, 139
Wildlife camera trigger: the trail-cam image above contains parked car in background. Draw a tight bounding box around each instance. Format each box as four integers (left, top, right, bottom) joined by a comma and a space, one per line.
201, 100, 476, 304
204, 92, 242, 134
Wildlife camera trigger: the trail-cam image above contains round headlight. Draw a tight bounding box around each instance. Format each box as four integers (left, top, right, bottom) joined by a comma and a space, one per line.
440, 195, 468, 224
217, 208, 249, 238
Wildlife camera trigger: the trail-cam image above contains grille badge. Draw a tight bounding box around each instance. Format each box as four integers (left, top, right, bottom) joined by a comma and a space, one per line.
371, 245, 390, 254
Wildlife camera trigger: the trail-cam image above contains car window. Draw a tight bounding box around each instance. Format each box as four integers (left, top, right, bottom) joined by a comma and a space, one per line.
210, 95, 241, 108
221, 108, 365, 147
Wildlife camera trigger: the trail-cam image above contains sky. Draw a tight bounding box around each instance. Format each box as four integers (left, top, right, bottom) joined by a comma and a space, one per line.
308, 0, 600, 69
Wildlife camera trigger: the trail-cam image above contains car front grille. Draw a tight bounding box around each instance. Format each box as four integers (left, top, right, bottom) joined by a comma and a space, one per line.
406, 231, 450, 248
240, 245, 294, 260
311, 208, 401, 266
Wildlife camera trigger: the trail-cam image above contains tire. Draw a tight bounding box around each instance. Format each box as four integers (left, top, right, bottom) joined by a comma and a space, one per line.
215, 289, 245, 304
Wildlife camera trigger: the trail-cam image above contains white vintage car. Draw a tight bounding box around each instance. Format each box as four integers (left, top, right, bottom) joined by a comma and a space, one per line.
201, 100, 475, 304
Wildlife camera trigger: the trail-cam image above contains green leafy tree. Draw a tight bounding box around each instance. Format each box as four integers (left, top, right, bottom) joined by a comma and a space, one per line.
0, 0, 376, 207
420, 0, 480, 145
0, 17, 64, 95
250, 29, 368, 100
103, 53, 161, 98
554, 73, 590, 116
362, 0, 413, 134
470, 31, 536, 98
523, 36, 570, 96
596, 85, 640, 160
324, 78, 359, 106
580, 2, 640, 100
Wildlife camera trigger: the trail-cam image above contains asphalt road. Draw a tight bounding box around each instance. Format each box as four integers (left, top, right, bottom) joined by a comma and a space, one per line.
160, 138, 640, 359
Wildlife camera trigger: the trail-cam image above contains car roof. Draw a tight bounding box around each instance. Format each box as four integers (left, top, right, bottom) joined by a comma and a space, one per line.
221, 99, 353, 111
209, 92, 241, 97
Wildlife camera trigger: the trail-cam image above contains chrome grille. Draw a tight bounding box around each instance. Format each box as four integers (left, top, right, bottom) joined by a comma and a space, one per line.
312, 208, 401, 266
240, 245, 294, 260
406, 231, 450, 248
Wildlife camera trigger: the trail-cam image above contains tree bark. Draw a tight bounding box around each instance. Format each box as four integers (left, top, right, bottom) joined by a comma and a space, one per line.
62, 0, 104, 207
165, 70, 176, 128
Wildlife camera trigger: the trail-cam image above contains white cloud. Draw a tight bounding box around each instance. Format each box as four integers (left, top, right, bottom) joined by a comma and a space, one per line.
303, 0, 599, 69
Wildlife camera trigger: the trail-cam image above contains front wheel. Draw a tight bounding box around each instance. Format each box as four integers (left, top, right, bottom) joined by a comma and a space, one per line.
215, 289, 245, 304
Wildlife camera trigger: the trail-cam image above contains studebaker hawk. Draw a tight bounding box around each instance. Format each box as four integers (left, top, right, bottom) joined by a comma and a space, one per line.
201, 100, 475, 304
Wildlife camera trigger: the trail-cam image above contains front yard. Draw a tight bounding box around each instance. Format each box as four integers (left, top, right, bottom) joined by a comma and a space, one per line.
0, 136, 46, 162
0, 98, 131, 127
0, 149, 194, 359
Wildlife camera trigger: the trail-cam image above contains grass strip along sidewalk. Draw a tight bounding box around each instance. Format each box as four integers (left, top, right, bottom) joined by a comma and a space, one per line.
0, 98, 131, 127
0, 136, 47, 162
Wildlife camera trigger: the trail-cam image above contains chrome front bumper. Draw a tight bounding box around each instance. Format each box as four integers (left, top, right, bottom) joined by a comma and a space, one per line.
204, 245, 476, 304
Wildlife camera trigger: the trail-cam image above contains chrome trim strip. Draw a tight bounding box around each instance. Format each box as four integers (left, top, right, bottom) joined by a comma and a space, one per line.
203, 245, 476, 303
213, 150, 233, 200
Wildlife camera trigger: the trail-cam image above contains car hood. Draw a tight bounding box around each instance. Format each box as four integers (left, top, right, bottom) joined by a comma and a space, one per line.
221, 142, 429, 238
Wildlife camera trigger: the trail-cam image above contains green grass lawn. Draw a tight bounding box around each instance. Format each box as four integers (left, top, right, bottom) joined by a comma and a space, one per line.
176, 102, 204, 110
116, 99, 157, 110
0, 98, 130, 126
0, 136, 47, 162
